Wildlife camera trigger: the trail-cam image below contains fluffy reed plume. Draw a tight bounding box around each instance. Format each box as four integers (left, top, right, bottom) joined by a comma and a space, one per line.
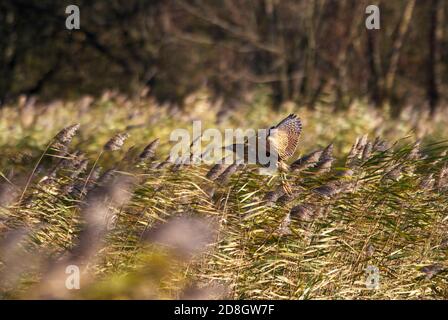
150, 161, 160, 169
171, 156, 188, 172
277, 213, 292, 236
382, 164, 403, 182
19, 124, 81, 203
356, 134, 369, 151
440, 239, 448, 250
315, 143, 334, 174
372, 137, 389, 152
120, 146, 136, 165
435, 165, 448, 190
170, 135, 203, 172
263, 188, 285, 205
50, 124, 81, 159
276, 190, 300, 206
96, 168, 114, 186
407, 140, 422, 161
156, 156, 172, 169
290, 203, 322, 221
361, 141, 373, 161
69, 159, 89, 180
215, 163, 244, 185
104, 132, 130, 151
313, 181, 343, 198
419, 174, 435, 190
290, 150, 323, 172
53, 124, 80, 146
365, 243, 375, 257
138, 138, 160, 162
346, 142, 360, 168
420, 264, 444, 279
337, 168, 354, 178
144, 215, 218, 258
346, 135, 369, 168
206, 163, 228, 180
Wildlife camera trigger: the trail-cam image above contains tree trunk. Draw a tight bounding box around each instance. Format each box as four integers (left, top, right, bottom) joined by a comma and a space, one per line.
427, 0, 440, 117
367, 31, 382, 107
384, 0, 416, 100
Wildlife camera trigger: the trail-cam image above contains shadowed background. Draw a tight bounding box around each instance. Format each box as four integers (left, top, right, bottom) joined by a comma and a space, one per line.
0, 0, 446, 116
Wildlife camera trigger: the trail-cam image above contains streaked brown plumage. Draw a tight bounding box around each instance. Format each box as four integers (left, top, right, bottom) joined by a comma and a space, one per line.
267, 114, 302, 164
226, 113, 302, 171
225, 114, 302, 194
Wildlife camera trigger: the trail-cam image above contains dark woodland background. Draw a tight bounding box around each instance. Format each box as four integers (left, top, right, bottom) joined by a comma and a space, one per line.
0, 0, 446, 116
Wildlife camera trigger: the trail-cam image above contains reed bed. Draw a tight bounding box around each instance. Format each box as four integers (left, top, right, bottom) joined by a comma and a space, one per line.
0, 92, 447, 299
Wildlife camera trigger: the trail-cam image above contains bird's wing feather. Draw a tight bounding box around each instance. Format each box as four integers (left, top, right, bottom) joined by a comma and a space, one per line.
267, 114, 302, 160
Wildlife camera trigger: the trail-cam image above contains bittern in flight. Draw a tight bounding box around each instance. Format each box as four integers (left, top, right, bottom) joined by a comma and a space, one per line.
224, 114, 302, 193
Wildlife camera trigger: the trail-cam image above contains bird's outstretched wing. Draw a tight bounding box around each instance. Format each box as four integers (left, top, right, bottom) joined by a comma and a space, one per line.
267, 114, 302, 161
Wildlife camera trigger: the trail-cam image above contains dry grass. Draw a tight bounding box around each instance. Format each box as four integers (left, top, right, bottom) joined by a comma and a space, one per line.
0, 91, 447, 299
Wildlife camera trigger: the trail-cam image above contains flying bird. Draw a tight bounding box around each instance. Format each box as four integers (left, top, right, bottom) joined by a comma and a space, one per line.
266, 113, 303, 171
224, 114, 302, 193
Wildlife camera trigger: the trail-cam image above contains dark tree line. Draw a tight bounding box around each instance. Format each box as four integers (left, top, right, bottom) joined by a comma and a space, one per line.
0, 0, 446, 116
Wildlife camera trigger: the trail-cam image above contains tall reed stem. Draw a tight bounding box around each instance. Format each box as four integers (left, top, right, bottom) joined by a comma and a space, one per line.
80, 150, 104, 198
19, 140, 53, 204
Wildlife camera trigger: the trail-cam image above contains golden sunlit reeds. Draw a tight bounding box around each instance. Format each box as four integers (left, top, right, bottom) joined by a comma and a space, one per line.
0, 93, 447, 300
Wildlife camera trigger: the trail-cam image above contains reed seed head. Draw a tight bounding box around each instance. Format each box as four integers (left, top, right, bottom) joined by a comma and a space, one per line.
362, 141, 373, 161
206, 164, 228, 180
313, 182, 341, 198
383, 164, 402, 182
421, 264, 444, 279
290, 203, 320, 222
139, 138, 160, 161
290, 150, 323, 172
215, 163, 244, 185
54, 124, 80, 144
104, 132, 130, 151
